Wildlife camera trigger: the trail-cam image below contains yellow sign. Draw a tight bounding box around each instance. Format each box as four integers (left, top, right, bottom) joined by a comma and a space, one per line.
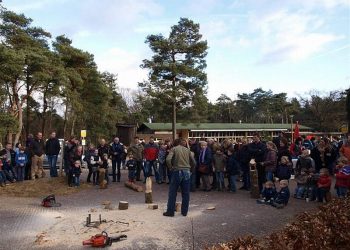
81, 130, 87, 138
341, 125, 348, 134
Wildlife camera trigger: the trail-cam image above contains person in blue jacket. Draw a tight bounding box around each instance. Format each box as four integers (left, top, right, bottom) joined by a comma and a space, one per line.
15, 146, 28, 181
271, 180, 290, 208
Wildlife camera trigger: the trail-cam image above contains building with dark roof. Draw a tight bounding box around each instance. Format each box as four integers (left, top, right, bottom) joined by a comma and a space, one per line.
136, 122, 313, 141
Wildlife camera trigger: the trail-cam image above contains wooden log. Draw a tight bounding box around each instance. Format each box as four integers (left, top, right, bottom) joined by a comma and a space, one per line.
99, 168, 107, 189
124, 181, 143, 192
175, 202, 181, 212
118, 201, 129, 210
145, 192, 153, 204
148, 204, 158, 210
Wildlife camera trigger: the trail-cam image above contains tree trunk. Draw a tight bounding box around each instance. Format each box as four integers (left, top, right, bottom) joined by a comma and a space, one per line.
172, 101, 176, 141
347, 88, 350, 132
70, 114, 76, 136
63, 101, 68, 138
26, 82, 30, 138
14, 104, 23, 145
41, 89, 48, 137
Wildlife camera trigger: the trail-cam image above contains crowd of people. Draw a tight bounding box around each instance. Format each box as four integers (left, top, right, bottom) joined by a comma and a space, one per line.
1, 131, 350, 213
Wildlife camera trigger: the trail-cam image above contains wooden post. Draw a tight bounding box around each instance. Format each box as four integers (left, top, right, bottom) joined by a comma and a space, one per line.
249, 159, 260, 199
145, 177, 153, 203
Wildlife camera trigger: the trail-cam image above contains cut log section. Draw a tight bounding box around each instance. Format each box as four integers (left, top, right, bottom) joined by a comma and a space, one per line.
124, 182, 143, 192
175, 202, 181, 212
118, 201, 129, 210
148, 204, 158, 210
145, 192, 153, 204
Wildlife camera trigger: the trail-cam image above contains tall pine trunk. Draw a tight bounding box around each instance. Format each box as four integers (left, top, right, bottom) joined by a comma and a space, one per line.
63, 100, 68, 138
347, 88, 350, 132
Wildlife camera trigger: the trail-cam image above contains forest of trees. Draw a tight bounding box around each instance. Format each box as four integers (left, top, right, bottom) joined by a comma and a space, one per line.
0, 5, 348, 145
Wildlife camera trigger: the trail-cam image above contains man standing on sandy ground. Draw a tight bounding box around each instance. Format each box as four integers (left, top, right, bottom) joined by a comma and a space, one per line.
45, 131, 61, 177
163, 138, 196, 217
30, 132, 45, 179
128, 137, 144, 181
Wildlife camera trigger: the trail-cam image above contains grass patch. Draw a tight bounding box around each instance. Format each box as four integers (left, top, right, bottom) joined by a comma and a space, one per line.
0, 177, 91, 197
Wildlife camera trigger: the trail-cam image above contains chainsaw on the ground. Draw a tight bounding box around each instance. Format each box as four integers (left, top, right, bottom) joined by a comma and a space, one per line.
82, 231, 127, 247
41, 194, 61, 207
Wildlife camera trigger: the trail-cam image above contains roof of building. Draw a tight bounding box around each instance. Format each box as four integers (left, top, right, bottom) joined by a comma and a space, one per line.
138, 123, 312, 131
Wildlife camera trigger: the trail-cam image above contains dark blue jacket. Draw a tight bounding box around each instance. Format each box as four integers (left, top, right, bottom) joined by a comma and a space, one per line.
261, 187, 277, 201
126, 159, 137, 170
274, 186, 290, 205
247, 142, 267, 163
276, 163, 292, 180
15, 152, 28, 166
198, 147, 213, 173
72, 166, 81, 175
110, 142, 124, 159
198, 147, 212, 166
226, 155, 240, 176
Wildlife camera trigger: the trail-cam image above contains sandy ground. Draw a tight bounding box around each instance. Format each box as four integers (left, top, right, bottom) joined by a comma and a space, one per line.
0, 169, 321, 250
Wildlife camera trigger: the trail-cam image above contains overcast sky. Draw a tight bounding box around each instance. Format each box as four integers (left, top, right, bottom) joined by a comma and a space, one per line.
4, 0, 350, 101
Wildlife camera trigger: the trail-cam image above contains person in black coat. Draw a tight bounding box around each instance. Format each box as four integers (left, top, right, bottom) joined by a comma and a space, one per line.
30, 132, 45, 179
237, 140, 251, 190
45, 132, 61, 177
247, 133, 267, 192
110, 137, 124, 182
198, 141, 213, 191
226, 147, 240, 192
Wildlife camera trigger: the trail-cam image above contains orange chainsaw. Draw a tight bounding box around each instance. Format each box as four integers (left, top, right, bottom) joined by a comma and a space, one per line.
83, 231, 127, 247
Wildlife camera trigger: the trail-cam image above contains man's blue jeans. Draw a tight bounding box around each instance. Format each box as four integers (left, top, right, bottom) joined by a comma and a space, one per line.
48, 155, 58, 177
215, 172, 225, 190
336, 186, 348, 198
241, 163, 251, 189
166, 170, 191, 215
229, 175, 237, 192
112, 158, 122, 182
144, 160, 160, 183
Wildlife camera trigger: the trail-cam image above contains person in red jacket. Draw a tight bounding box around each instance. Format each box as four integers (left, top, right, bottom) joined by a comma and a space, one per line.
316, 168, 332, 202
335, 157, 350, 198
143, 137, 160, 183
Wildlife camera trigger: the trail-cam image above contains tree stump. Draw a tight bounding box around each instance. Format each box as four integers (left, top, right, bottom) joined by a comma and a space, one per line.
148, 204, 158, 210
250, 161, 260, 199
145, 177, 153, 203
124, 182, 143, 192
99, 168, 107, 189
175, 202, 181, 212
145, 192, 153, 204
118, 201, 128, 210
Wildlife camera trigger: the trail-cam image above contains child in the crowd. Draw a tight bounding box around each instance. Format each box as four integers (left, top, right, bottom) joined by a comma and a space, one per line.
226, 147, 240, 193
15, 146, 28, 181
126, 154, 137, 183
271, 180, 290, 208
90, 149, 101, 185
276, 156, 293, 181
71, 160, 82, 187
317, 168, 332, 202
257, 181, 277, 204
101, 153, 109, 184
295, 149, 316, 200
157, 143, 167, 184
334, 157, 350, 198
294, 168, 309, 199
0, 154, 7, 187
1, 151, 15, 183
213, 148, 226, 191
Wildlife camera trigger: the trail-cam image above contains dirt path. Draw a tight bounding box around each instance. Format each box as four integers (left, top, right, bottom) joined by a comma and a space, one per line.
0, 170, 320, 250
